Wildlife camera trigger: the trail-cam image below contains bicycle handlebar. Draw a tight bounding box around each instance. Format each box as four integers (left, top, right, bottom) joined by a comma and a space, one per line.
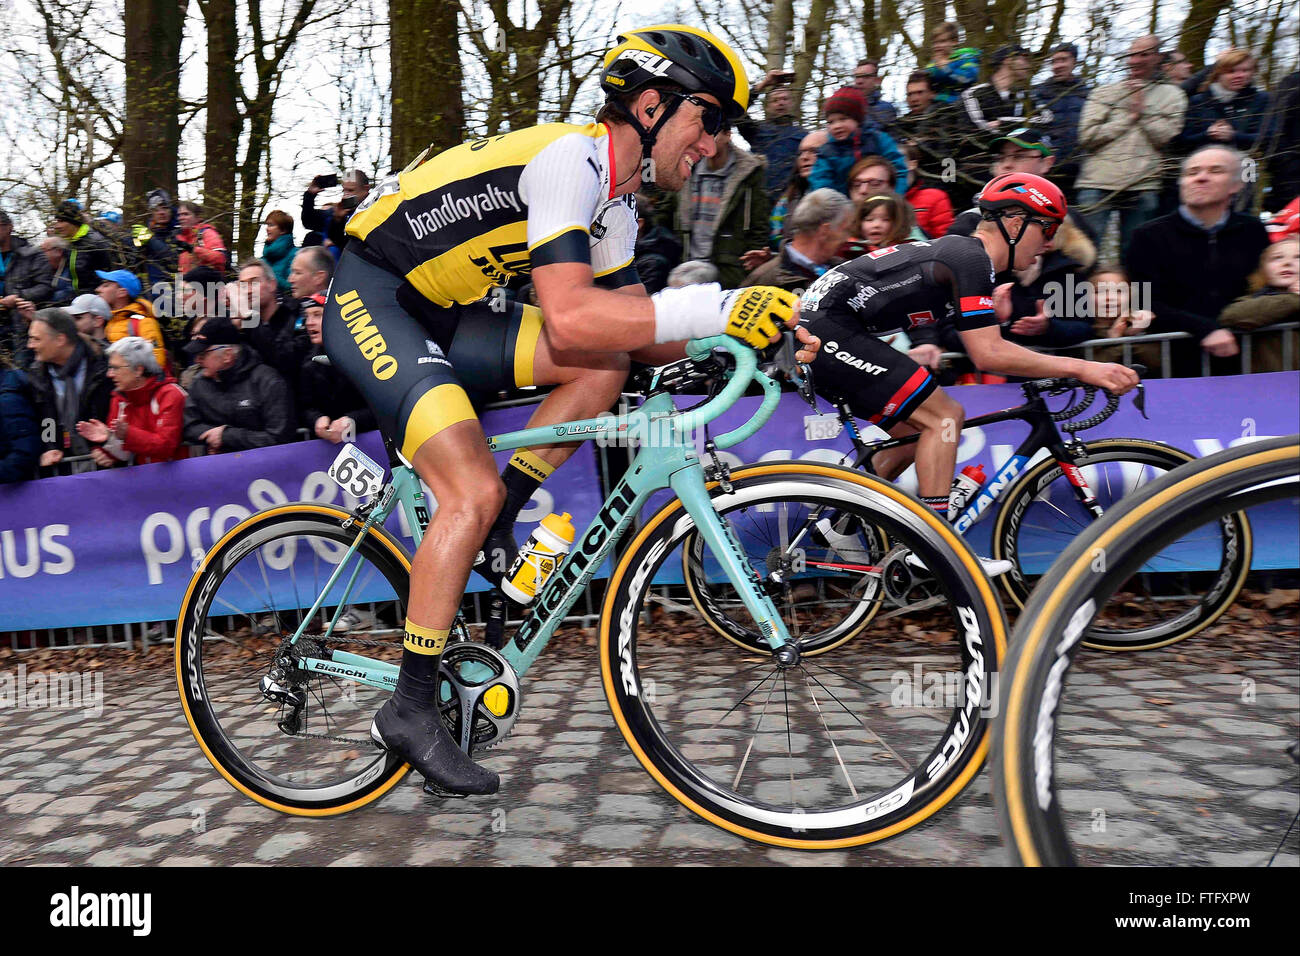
677, 335, 782, 449
1025, 363, 1146, 432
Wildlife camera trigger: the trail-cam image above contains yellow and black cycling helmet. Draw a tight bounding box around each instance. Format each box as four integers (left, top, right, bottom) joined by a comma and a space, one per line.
600, 25, 748, 158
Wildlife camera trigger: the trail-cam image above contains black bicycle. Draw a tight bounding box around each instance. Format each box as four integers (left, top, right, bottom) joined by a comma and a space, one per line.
684, 371, 1252, 654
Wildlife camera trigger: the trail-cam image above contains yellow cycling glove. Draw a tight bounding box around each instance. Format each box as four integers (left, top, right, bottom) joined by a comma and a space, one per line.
722, 287, 799, 349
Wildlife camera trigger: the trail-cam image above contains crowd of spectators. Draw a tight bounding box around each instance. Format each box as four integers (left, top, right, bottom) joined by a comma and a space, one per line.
2, 32, 1299, 486
638, 29, 1299, 386
0, 172, 372, 483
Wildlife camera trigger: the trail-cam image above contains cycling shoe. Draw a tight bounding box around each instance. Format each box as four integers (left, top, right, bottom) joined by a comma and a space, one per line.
370, 696, 499, 796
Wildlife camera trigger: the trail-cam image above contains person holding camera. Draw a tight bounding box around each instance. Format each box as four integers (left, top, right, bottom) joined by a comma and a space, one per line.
303, 169, 370, 252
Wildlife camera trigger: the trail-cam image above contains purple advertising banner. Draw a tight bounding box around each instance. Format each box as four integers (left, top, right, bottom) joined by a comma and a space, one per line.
0, 404, 602, 631
674, 371, 1299, 569
1, 374, 1296, 631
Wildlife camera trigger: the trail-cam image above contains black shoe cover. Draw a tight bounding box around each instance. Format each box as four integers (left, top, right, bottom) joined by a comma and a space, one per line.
370, 696, 499, 796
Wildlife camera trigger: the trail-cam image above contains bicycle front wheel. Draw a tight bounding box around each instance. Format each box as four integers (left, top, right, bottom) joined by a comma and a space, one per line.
994, 435, 1299, 866
993, 439, 1252, 650
600, 462, 1008, 849
176, 504, 413, 815
682, 489, 888, 656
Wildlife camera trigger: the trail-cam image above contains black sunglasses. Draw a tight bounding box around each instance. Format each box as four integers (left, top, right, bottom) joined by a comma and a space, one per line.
661, 91, 726, 135
1027, 216, 1060, 239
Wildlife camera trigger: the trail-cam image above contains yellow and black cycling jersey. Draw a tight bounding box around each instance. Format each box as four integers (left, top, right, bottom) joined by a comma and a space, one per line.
347, 122, 640, 306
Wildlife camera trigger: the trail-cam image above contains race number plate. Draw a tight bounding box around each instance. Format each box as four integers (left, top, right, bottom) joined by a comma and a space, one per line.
328, 444, 384, 499
804, 413, 843, 441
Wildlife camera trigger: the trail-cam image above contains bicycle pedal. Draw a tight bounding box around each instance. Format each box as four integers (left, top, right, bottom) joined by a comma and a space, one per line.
422, 780, 470, 799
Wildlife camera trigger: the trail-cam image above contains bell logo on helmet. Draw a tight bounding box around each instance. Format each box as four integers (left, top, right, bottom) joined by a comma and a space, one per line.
621, 48, 675, 77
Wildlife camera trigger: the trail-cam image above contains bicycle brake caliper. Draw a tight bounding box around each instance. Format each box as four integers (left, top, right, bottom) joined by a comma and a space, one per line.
703, 438, 732, 493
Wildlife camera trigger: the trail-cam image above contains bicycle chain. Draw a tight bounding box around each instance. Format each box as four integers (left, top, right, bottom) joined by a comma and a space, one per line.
270, 623, 476, 751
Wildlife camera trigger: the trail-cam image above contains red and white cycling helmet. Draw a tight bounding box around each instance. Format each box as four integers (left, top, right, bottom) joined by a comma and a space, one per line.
976, 172, 1068, 247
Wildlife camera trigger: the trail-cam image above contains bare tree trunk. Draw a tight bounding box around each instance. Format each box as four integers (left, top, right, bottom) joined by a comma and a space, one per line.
990, 0, 1028, 46
877, 0, 922, 63
793, 0, 835, 103
953, 0, 992, 54
200, 0, 239, 241
1258, 0, 1292, 88
234, 0, 317, 259
391, 0, 464, 167
468, 0, 567, 133
860, 0, 882, 61
1040, 0, 1069, 58
920, 0, 945, 59
1179, 0, 1232, 68
766, 0, 794, 73
123, 0, 184, 225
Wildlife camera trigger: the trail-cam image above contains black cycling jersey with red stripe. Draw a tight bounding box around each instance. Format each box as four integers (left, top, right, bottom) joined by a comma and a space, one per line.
798, 235, 1000, 338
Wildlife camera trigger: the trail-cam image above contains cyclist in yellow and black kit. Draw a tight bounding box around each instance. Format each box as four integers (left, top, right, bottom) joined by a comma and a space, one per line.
323, 25, 819, 796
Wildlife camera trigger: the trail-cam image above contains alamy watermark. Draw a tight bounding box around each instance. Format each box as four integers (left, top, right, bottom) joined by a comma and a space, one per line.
1041, 275, 1152, 320
150, 277, 263, 328
0, 664, 104, 717
890, 663, 999, 717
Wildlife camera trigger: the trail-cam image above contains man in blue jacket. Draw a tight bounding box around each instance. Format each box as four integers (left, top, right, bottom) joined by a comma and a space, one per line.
735, 71, 810, 201
808, 87, 907, 196
1033, 43, 1089, 195
0, 359, 39, 484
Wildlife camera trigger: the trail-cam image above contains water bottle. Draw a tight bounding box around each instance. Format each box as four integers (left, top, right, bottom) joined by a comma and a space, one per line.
501, 512, 575, 605
948, 464, 987, 517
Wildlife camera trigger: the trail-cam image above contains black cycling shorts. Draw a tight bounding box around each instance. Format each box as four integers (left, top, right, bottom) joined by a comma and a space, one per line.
805, 314, 937, 430
323, 243, 543, 461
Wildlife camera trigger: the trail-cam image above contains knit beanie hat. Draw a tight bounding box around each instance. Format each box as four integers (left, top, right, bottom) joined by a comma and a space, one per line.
823, 86, 867, 123
54, 200, 83, 226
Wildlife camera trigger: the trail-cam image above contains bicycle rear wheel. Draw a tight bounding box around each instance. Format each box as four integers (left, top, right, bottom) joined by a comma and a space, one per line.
993, 439, 1252, 650
177, 504, 413, 815
994, 436, 1300, 865
601, 462, 1008, 848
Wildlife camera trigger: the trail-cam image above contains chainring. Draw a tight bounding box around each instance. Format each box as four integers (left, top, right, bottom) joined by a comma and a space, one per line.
436, 642, 522, 755
879, 545, 941, 607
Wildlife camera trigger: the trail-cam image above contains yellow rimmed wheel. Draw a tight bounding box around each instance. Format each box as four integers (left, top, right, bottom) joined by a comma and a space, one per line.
600, 462, 1008, 848
994, 436, 1299, 865
177, 504, 413, 815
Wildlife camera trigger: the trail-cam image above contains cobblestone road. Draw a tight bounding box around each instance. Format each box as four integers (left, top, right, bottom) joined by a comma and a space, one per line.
1, 631, 1296, 867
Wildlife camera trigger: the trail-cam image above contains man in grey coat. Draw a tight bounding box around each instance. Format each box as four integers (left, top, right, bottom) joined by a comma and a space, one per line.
1075, 35, 1187, 255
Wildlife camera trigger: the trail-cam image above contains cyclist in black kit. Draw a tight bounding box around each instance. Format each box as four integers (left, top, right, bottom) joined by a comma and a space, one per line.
800, 172, 1137, 524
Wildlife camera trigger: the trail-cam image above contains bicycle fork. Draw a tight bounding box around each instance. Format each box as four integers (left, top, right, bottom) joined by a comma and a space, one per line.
672, 464, 797, 656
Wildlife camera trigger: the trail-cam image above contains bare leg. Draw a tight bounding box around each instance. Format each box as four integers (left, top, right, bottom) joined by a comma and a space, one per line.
869, 389, 965, 499
406, 419, 507, 628
372, 418, 505, 796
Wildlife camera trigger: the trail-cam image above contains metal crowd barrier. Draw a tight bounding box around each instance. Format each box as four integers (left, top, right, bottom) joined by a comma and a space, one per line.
3, 409, 604, 652
939, 323, 1298, 379
6, 324, 1297, 652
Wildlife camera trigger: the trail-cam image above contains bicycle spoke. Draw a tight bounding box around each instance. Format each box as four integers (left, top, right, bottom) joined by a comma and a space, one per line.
705, 665, 781, 731
732, 673, 782, 790
782, 669, 797, 810
800, 665, 913, 772
803, 669, 858, 799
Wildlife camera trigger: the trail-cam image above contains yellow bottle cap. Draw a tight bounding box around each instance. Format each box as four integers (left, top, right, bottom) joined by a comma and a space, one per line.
541, 511, 575, 543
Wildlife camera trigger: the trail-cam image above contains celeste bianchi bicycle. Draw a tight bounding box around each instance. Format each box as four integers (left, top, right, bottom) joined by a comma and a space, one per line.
177, 336, 1008, 848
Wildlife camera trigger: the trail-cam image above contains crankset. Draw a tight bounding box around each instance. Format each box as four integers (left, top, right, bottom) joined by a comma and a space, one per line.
436, 642, 521, 755
877, 545, 943, 615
